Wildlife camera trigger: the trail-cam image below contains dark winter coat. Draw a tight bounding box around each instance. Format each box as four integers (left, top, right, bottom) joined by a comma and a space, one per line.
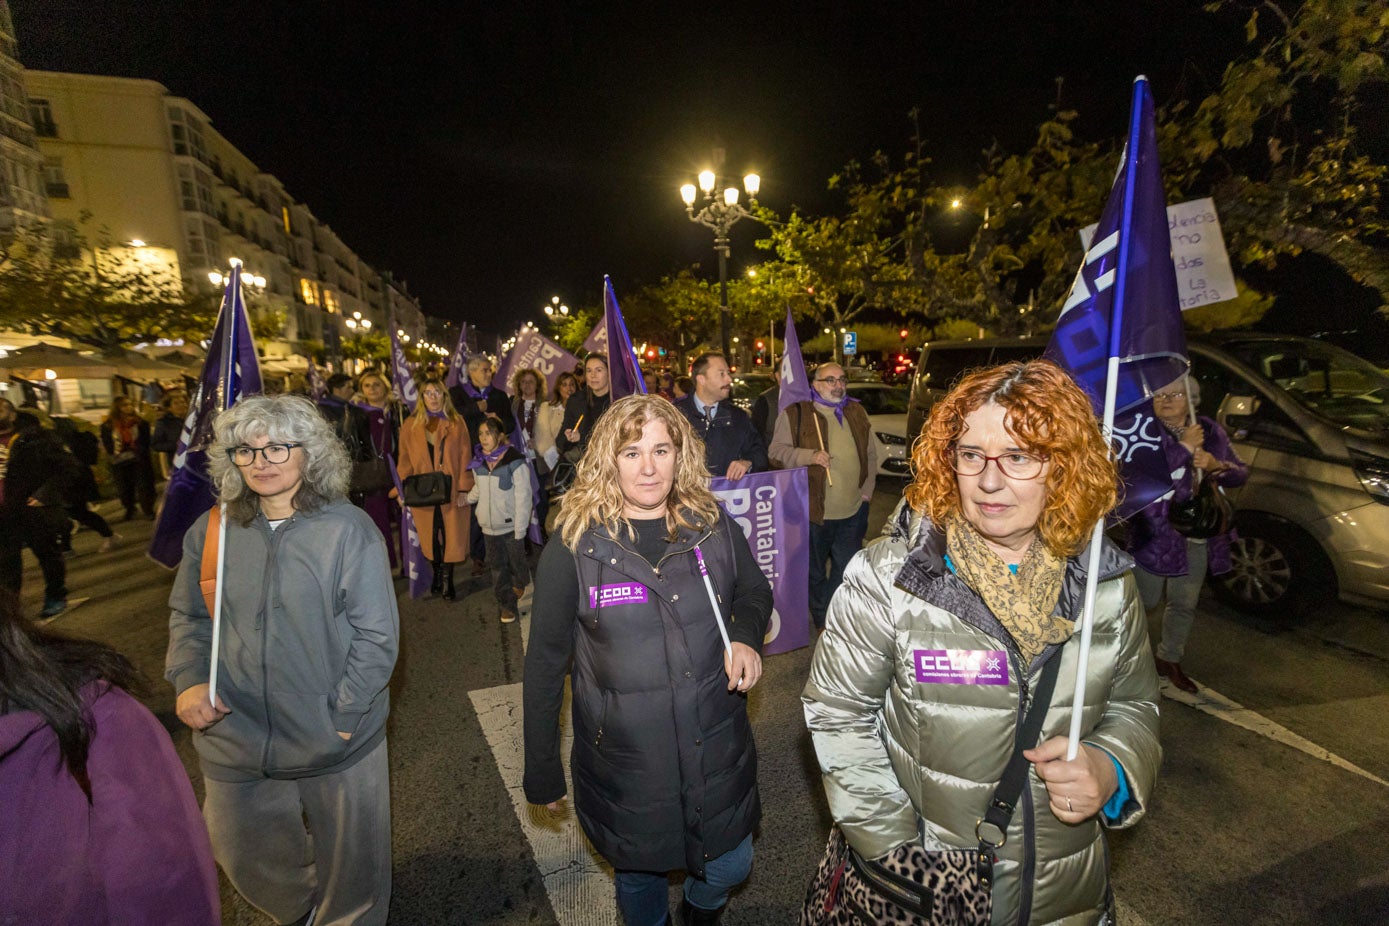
449, 382, 517, 443
316, 396, 374, 463
523, 509, 772, 876
672, 395, 769, 478
1126, 415, 1249, 577
555, 388, 612, 459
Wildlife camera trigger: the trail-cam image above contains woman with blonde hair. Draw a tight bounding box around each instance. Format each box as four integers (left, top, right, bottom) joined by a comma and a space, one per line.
524, 395, 773, 926
802, 360, 1160, 925
396, 378, 475, 599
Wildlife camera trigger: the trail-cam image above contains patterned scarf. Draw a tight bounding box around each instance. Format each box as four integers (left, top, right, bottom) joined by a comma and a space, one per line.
811, 390, 860, 424
945, 513, 1070, 665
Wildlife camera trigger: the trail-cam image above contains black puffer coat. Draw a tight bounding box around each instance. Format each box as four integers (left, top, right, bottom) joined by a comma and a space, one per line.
524, 509, 771, 876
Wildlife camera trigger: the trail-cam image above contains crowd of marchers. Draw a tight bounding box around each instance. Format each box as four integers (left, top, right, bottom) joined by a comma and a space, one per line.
0, 351, 1243, 926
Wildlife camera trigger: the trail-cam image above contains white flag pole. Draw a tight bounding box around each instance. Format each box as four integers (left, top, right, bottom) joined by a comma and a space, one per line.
208, 261, 241, 709
1066, 78, 1148, 761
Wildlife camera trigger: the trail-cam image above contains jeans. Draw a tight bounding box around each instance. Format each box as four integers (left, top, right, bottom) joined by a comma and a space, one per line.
1134, 538, 1208, 663
613, 834, 753, 926
808, 501, 870, 628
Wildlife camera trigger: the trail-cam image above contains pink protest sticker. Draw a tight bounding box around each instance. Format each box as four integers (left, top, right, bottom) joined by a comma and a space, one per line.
588, 582, 649, 609
913, 649, 1009, 686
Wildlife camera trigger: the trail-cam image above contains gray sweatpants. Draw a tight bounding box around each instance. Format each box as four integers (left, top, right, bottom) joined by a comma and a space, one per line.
1134, 539, 1209, 663
203, 740, 391, 926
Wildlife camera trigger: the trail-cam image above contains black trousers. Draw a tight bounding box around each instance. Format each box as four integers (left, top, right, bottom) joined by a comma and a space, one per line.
0, 507, 68, 603
484, 534, 529, 612
112, 461, 156, 516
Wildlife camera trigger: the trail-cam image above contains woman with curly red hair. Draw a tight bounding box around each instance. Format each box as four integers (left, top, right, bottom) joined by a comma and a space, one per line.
802, 360, 1160, 925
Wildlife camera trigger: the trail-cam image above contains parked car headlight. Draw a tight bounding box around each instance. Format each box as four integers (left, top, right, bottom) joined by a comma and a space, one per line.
1351, 449, 1389, 504
875, 431, 908, 446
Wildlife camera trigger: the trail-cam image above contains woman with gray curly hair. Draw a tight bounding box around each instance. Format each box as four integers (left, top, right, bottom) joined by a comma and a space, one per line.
165, 394, 400, 926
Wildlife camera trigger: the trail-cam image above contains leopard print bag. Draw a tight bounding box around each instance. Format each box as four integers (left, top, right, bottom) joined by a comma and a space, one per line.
800, 826, 990, 926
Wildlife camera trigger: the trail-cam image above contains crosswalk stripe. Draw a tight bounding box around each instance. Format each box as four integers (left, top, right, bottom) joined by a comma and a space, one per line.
470, 681, 619, 925
1161, 679, 1389, 787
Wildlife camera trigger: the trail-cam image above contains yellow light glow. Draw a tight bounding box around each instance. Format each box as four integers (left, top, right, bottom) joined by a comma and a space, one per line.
698, 170, 716, 194
743, 173, 760, 197
44, 368, 57, 380
680, 183, 697, 205
723, 187, 739, 207
129, 239, 146, 248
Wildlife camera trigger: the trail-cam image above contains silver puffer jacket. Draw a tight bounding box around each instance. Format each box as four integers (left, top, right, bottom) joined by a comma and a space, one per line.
804, 507, 1161, 925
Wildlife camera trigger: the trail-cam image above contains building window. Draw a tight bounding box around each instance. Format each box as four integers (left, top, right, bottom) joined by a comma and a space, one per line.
29, 98, 56, 137
167, 106, 208, 163
299, 278, 319, 307
322, 289, 338, 315
282, 206, 292, 235
42, 157, 69, 198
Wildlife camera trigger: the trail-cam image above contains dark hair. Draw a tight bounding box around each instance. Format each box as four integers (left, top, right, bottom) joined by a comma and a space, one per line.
0, 590, 143, 800
551, 371, 579, 404
326, 373, 353, 392
13, 411, 41, 434
584, 353, 609, 371
477, 417, 508, 441
690, 352, 725, 380
675, 376, 693, 395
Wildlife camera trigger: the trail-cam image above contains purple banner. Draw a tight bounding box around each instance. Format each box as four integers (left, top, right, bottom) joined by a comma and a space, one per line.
778, 306, 813, 414
588, 583, 650, 609
306, 360, 326, 400
602, 276, 647, 400
913, 649, 1010, 686
445, 323, 469, 390
711, 468, 811, 655
387, 453, 433, 599
582, 319, 608, 355
390, 322, 418, 415
492, 327, 580, 395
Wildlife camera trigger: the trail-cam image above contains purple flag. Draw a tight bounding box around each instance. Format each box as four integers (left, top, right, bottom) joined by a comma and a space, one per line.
148, 265, 263, 568
445, 323, 469, 390
603, 276, 646, 399
387, 453, 433, 598
306, 360, 326, 399
582, 319, 608, 355
492, 326, 580, 395
389, 321, 418, 415
1044, 77, 1188, 520
711, 468, 811, 655
777, 306, 814, 414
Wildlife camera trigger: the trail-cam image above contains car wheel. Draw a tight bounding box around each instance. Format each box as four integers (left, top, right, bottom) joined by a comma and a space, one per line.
1210, 517, 1333, 619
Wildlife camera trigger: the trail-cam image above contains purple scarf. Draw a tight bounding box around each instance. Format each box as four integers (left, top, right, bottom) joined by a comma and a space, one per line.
426, 409, 448, 420
461, 382, 493, 401
468, 443, 508, 471
812, 391, 860, 424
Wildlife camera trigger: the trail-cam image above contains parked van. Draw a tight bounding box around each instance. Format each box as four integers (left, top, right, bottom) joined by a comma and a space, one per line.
905, 334, 1389, 617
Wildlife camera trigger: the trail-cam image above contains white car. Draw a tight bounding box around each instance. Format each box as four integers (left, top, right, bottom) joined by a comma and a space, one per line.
847, 382, 911, 477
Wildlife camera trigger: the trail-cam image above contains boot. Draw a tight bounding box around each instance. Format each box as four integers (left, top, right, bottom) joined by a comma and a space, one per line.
442, 565, 457, 601
430, 564, 444, 596
679, 898, 723, 925
1154, 656, 1198, 693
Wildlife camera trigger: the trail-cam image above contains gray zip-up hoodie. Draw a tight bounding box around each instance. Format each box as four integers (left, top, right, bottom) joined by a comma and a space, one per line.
165, 498, 399, 782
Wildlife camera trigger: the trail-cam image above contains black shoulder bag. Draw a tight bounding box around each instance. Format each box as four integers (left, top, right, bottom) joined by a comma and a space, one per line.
801, 654, 1063, 926
344, 410, 393, 496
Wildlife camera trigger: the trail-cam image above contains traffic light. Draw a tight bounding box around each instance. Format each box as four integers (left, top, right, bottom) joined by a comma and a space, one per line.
646, 348, 656, 359
755, 340, 764, 350
899, 328, 909, 340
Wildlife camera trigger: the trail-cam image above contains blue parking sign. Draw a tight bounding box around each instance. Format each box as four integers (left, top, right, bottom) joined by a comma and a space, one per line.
842, 330, 857, 355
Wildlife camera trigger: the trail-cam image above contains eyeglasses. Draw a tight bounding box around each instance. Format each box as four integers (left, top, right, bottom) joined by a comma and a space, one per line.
228, 443, 301, 466
815, 376, 848, 386
1152, 390, 1187, 402
950, 447, 1047, 480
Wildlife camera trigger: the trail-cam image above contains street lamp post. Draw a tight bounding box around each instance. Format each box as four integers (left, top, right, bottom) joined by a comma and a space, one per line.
680, 150, 760, 358
543, 295, 570, 323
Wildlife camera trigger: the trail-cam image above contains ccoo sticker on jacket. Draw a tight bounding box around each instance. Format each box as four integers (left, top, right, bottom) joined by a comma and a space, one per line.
589, 583, 649, 608
913, 649, 1009, 685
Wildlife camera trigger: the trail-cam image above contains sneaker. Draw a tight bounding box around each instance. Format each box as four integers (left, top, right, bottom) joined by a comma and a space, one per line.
41, 599, 67, 619
500, 609, 517, 624
99, 533, 123, 553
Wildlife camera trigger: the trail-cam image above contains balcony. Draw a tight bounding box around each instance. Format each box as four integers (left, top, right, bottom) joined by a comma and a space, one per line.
33, 120, 57, 138
45, 182, 70, 199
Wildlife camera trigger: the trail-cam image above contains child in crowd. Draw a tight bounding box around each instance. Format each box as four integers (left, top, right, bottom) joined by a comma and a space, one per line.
466, 419, 533, 623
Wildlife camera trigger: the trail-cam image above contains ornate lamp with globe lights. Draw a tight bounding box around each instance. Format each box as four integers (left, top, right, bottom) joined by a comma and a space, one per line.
680, 150, 761, 358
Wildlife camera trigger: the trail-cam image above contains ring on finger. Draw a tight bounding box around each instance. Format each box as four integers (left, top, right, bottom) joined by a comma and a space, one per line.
1066, 797, 1074, 813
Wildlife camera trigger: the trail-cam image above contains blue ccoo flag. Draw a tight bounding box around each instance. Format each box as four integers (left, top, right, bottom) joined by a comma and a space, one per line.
445, 323, 469, 390
603, 276, 647, 399
1044, 76, 1188, 520
148, 264, 263, 568
777, 306, 814, 415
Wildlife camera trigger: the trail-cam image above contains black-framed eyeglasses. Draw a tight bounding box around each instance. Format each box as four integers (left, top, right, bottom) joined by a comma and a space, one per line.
228, 443, 301, 466
950, 447, 1048, 480
815, 376, 848, 386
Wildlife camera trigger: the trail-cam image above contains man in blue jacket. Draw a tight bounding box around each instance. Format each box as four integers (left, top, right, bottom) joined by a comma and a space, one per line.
673, 353, 768, 481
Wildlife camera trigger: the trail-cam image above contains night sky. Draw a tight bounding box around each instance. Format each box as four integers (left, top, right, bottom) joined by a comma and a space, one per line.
15, 1, 1248, 340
